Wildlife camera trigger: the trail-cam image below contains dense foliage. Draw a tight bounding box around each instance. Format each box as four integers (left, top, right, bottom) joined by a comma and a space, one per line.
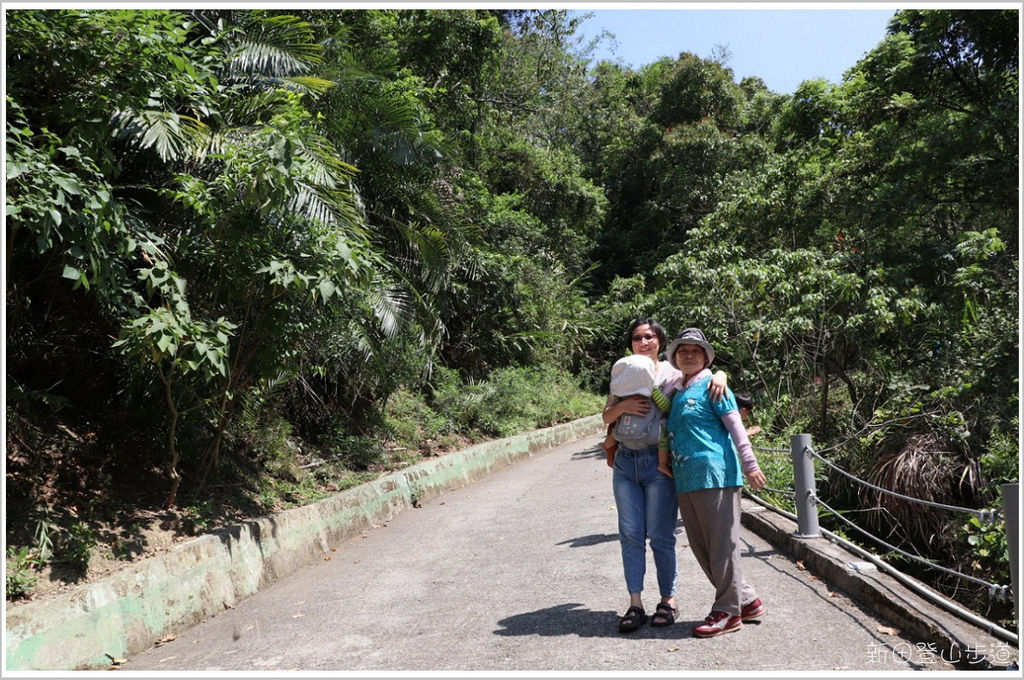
5, 8, 1018, 621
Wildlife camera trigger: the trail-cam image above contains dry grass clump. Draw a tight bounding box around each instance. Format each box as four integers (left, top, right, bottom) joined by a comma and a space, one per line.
861, 431, 980, 551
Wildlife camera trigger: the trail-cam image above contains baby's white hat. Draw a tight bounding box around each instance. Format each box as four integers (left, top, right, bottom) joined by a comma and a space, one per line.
610, 354, 656, 397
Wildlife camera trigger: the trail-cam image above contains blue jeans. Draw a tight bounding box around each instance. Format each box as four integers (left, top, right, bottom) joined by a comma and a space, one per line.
612, 444, 678, 597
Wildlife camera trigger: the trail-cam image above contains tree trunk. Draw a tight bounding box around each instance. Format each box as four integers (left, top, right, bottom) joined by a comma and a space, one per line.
157, 362, 181, 509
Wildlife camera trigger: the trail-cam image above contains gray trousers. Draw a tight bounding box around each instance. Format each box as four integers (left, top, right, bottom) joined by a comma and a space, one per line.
677, 486, 758, 617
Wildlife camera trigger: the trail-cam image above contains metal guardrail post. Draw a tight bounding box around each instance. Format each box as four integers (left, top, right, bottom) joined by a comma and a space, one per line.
1002, 482, 1018, 622
790, 433, 820, 538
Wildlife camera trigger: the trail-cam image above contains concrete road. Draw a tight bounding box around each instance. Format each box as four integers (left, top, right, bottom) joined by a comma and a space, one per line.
121, 436, 952, 673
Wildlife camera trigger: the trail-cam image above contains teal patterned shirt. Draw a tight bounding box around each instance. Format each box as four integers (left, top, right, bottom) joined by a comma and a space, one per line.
665, 373, 743, 494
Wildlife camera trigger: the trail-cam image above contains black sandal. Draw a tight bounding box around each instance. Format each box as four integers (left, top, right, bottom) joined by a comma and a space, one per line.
618, 605, 647, 633
650, 601, 678, 627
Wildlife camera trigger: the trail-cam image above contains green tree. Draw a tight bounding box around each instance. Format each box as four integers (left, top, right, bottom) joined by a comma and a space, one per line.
651, 9, 1017, 615
585, 52, 771, 286
7, 10, 382, 506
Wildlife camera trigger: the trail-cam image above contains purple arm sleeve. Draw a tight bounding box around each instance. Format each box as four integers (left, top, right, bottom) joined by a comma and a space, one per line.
722, 411, 760, 474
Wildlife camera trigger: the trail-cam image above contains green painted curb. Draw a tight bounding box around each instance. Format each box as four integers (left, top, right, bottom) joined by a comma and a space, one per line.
4, 414, 605, 671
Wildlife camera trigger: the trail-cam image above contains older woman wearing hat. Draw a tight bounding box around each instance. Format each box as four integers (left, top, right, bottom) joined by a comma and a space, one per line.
659, 327, 767, 638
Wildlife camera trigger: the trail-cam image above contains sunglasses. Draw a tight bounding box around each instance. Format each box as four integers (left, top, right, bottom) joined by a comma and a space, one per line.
631, 333, 658, 342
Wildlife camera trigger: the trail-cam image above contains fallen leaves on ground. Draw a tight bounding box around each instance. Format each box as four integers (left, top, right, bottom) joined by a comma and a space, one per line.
154, 633, 176, 646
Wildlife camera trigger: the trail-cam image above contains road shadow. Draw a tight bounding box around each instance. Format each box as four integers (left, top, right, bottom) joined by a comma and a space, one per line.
556, 533, 618, 548
494, 602, 696, 639
571, 444, 606, 462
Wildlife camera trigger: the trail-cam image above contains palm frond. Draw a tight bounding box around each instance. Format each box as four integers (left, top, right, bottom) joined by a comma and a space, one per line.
325, 63, 381, 85
289, 181, 339, 228
225, 14, 322, 77
278, 76, 336, 96
367, 284, 413, 339
228, 42, 308, 77
219, 88, 293, 124
392, 220, 450, 295
368, 98, 421, 132
294, 133, 359, 188
226, 74, 337, 99
286, 180, 365, 236
110, 109, 210, 163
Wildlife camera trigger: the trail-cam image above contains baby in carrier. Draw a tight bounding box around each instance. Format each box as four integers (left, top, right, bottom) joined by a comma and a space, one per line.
603, 355, 672, 466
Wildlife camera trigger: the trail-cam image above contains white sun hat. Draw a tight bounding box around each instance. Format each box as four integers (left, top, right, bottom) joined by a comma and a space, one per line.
609, 354, 656, 398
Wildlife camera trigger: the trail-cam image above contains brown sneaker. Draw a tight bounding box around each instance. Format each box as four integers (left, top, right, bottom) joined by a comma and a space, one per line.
741, 598, 766, 621
692, 611, 742, 637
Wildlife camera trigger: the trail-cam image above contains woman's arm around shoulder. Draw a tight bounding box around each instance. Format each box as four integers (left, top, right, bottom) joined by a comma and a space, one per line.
708, 370, 728, 402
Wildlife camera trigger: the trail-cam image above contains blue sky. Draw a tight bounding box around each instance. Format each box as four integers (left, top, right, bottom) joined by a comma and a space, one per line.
571, 8, 897, 94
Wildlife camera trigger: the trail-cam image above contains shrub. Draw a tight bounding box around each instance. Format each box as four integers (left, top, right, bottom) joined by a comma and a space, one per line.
327, 433, 385, 470
382, 388, 456, 451
432, 364, 603, 438
980, 419, 1019, 487
5, 546, 40, 600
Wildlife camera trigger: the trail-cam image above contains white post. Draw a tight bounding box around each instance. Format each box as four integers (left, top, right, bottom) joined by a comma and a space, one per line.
1002, 483, 1018, 623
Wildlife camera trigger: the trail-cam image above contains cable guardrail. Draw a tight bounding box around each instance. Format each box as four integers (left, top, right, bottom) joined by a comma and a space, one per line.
797, 439, 1010, 594
750, 442, 795, 500
808, 411, 944, 456
813, 494, 1009, 597
759, 486, 794, 497
806, 445, 1001, 522
750, 444, 795, 498
744, 489, 1019, 647
747, 433, 1018, 646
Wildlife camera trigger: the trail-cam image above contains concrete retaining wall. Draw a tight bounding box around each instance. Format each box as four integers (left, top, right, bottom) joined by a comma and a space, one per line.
4, 414, 605, 671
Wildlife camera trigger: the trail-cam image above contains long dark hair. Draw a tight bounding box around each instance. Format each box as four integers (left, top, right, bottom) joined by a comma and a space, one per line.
625, 318, 667, 357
